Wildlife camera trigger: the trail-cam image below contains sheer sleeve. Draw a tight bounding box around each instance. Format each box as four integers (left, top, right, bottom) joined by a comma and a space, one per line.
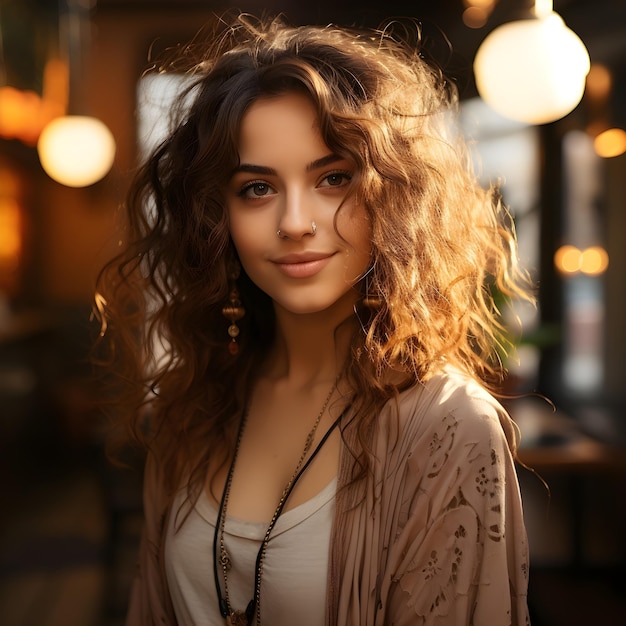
383, 400, 530, 626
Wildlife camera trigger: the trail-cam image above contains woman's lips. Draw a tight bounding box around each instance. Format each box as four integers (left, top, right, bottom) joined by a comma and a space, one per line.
273, 253, 334, 278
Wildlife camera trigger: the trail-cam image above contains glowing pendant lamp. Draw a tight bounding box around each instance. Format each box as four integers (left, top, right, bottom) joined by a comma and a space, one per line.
36, 0, 116, 187
38, 115, 115, 187
473, 0, 590, 125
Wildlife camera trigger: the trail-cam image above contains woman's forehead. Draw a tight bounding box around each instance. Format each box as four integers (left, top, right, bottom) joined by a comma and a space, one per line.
237, 93, 325, 161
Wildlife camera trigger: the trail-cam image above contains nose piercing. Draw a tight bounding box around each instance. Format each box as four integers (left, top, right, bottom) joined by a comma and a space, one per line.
276, 222, 317, 238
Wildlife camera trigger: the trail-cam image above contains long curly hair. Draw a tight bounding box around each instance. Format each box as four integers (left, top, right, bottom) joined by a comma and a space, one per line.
94, 14, 533, 496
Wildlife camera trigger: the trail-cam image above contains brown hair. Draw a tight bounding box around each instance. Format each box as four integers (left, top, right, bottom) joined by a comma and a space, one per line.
94, 14, 533, 496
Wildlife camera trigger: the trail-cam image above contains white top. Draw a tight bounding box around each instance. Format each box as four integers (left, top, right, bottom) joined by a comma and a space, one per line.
165, 478, 337, 626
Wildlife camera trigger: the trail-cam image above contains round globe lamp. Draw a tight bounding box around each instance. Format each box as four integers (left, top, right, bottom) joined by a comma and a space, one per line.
37, 115, 116, 187
474, 11, 590, 125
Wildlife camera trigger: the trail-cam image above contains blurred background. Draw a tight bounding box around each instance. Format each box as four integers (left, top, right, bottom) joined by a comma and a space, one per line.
0, 0, 625, 624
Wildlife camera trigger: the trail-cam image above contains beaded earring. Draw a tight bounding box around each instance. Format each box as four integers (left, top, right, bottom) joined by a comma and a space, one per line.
362, 271, 383, 309
221, 261, 246, 355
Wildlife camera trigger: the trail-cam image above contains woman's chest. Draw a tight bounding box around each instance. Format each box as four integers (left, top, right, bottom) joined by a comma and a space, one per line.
207, 400, 342, 523
165, 479, 337, 626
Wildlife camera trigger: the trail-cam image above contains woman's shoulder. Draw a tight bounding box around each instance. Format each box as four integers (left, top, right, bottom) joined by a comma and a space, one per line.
383, 367, 514, 455
397, 367, 503, 420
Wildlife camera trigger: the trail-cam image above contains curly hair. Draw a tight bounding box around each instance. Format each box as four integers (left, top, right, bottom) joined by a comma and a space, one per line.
94, 14, 533, 495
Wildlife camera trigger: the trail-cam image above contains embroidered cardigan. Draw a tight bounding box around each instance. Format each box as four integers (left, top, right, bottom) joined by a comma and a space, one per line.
126, 370, 530, 626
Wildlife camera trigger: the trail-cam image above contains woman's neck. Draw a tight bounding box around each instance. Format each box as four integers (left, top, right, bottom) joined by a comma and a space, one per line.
263, 304, 357, 389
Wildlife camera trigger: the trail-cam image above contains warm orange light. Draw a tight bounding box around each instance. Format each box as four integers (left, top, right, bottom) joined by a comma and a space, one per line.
594, 128, 626, 158
555, 245, 609, 275
37, 116, 116, 187
0, 87, 33, 139
580, 246, 609, 275
555, 245, 582, 273
43, 58, 69, 112
463, 7, 489, 28
463, 0, 496, 28
585, 64, 612, 101
0, 86, 64, 145
463, 0, 496, 8
0, 58, 67, 146
0, 198, 22, 267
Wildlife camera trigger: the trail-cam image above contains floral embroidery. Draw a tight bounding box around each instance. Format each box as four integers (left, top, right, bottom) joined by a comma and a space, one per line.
475, 466, 489, 496
422, 550, 441, 580
376, 379, 530, 626
429, 431, 443, 455
426, 412, 458, 479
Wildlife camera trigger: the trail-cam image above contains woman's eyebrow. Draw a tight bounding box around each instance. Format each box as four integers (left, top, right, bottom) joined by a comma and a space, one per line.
231, 154, 344, 177
306, 153, 343, 172
233, 164, 276, 176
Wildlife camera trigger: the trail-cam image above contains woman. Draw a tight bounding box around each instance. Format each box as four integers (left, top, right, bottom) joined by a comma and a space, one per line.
95, 14, 532, 626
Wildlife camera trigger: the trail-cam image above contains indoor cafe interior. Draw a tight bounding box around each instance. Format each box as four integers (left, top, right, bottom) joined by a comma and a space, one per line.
0, 0, 625, 624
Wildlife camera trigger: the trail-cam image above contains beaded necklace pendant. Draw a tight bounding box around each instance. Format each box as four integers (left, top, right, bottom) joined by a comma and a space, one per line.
226, 611, 249, 626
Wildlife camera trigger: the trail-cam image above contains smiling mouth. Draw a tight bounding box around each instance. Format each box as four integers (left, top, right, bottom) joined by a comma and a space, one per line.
273, 254, 334, 278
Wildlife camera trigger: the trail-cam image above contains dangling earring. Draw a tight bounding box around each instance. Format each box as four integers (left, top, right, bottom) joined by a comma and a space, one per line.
362, 270, 383, 309
222, 261, 246, 355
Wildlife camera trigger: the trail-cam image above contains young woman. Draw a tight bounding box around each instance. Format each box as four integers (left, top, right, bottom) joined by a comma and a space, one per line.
95, 14, 532, 626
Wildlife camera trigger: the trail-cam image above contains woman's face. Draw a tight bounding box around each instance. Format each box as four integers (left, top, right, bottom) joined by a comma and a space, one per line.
226, 91, 372, 318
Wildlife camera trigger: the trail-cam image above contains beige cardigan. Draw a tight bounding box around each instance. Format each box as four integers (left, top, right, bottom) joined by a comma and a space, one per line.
126, 371, 530, 626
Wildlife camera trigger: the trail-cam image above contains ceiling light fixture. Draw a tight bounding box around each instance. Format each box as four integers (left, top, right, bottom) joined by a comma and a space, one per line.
473, 0, 590, 125
38, 115, 115, 188
36, 0, 115, 187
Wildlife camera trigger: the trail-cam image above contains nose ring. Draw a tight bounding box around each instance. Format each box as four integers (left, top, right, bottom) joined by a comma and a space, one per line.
276, 221, 317, 238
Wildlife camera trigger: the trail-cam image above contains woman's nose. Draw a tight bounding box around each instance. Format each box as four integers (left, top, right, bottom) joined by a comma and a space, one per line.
276, 190, 317, 240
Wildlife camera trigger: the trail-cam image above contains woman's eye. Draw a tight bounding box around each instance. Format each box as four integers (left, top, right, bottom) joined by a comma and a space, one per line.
239, 182, 275, 198
319, 172, 352, 188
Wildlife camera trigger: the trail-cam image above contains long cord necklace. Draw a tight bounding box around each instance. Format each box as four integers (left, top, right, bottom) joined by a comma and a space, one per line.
213, 381, 345, 626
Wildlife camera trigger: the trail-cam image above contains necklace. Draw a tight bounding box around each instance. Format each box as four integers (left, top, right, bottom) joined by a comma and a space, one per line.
213, 381, 344, 626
